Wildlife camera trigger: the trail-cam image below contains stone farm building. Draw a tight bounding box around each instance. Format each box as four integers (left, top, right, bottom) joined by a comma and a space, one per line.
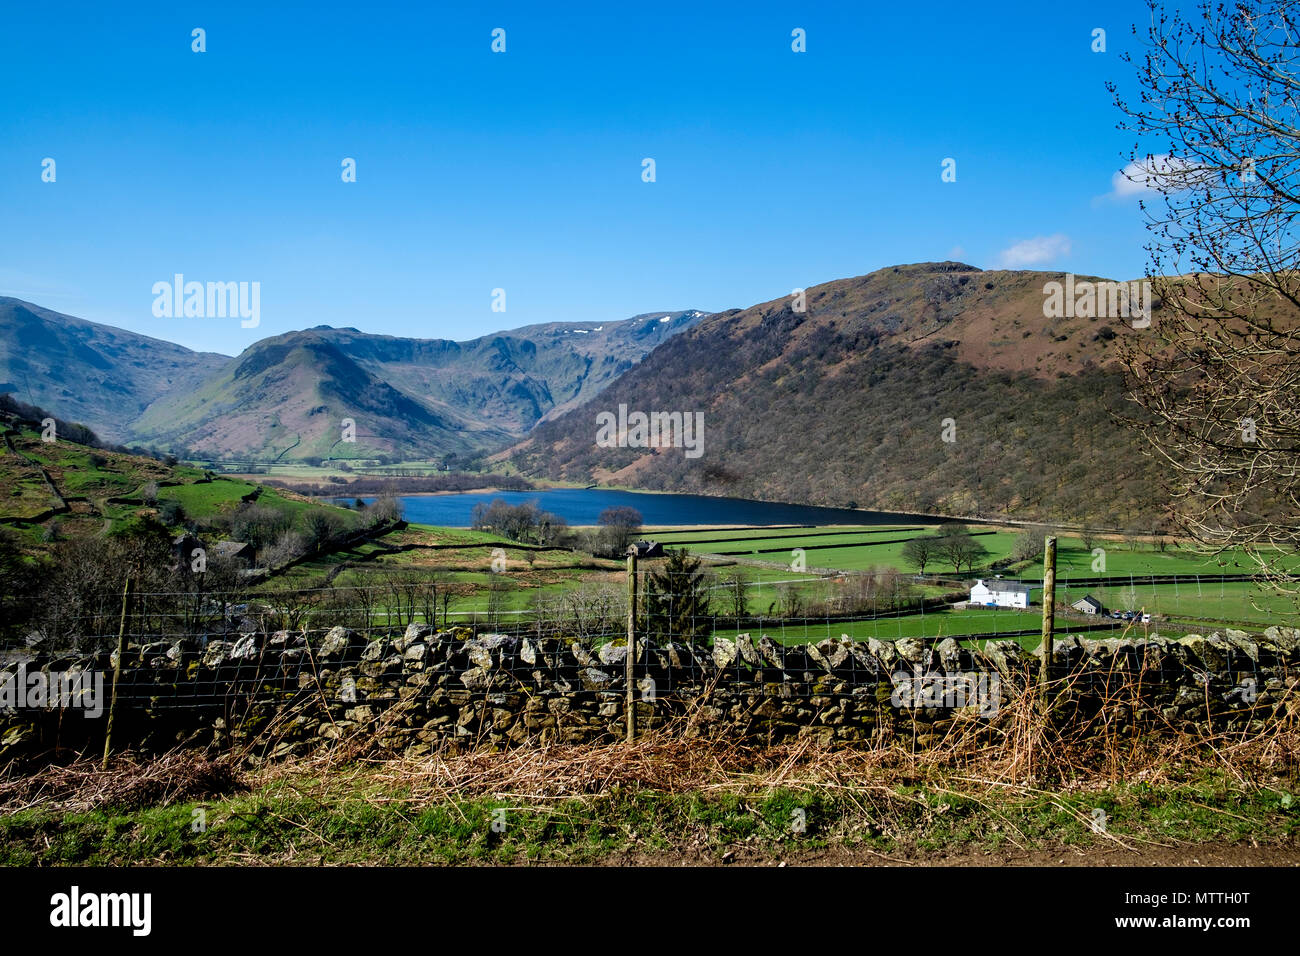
969, 579, 1033, 609
631, 539, 664, 558
173, 535, 257, 569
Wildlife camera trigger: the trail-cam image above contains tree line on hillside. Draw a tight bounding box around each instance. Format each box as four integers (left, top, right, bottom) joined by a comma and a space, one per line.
126, 486, 402, 568
0, 518, 248, 652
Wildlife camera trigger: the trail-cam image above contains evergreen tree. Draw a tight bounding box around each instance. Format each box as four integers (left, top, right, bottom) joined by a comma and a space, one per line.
644, 548, 711, 643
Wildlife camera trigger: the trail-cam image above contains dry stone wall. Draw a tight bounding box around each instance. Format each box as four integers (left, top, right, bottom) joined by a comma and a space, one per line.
2, 624, 1297, 765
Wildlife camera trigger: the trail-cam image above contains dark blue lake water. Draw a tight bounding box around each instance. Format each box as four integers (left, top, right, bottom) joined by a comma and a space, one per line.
349, 489, 929, 528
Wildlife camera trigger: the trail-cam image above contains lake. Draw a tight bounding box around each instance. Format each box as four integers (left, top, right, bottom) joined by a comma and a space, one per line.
354, 488, 933, 528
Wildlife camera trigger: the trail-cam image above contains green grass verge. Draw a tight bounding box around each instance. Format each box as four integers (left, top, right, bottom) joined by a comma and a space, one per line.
1, 768, 1293, 865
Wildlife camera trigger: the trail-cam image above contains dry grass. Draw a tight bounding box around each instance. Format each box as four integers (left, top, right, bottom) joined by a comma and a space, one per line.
0, 752, 244, 814
250, 681, 1300, 812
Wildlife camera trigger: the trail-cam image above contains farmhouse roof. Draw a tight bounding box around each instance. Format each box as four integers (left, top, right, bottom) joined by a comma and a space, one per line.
212, 540, 253, 558
981, 579, 1032, 594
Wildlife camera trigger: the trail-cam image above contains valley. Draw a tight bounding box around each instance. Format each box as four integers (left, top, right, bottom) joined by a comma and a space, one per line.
3, 0, 1297, 903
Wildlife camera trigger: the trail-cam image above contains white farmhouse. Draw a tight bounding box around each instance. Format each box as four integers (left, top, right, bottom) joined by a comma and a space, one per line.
969, 579, 1032, 609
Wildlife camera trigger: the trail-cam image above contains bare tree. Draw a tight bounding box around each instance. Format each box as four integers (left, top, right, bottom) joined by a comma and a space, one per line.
369, 493, 404, 526
383, 568, 423, 627
259, 580, 319, 633
484, 576, 509, 629
900, 536, 934, 574
262, 529, 307, 568
559, 581, 625, 641
1010, 528, 1047, 564
417, 574, 442, 627
717, 571, 750, 621
528, 588, 562, 637
935, 524, 986, 573
597, 506, 643, 555
438, 583, 456, 628
775, 583, 803, 619
1111, 0, 1300, 590
954, 536, 990, 575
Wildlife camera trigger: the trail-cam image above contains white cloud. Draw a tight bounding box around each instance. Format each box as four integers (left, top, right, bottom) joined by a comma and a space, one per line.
1105, 154, 1214, 200
996, 234, 1072, 268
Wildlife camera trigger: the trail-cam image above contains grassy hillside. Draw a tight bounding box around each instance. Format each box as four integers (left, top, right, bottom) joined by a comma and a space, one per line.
0, 412, 355, 553
0, 297, 227, 445
505, 263, 1165, 526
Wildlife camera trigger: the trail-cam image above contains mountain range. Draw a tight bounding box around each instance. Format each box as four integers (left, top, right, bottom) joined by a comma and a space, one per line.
0, 298, 705, 462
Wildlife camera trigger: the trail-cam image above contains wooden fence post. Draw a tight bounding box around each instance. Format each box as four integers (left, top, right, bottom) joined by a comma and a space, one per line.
626, 549, 637, 744
1039, 536, 1056, 711
102, 576, 133, 770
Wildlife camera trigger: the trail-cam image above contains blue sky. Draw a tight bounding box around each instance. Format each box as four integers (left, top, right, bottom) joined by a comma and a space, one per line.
0, 0, 1161, 355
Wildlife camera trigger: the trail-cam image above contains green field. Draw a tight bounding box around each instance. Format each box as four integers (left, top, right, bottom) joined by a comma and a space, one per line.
156, 481, 358, 530
690, 532, 1017, 572
243, 565, 1296, 645
651, 525, 921, 544
650, 523, 1299, 581
1065, 579, 1300, 627
710, 607, 1042, 645
154, 479, 257, 514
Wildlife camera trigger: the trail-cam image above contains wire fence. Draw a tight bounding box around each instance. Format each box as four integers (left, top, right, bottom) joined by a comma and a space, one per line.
0, 566, 1285, 727
2, 568, 1291, 654
1, 629, 1274, 720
